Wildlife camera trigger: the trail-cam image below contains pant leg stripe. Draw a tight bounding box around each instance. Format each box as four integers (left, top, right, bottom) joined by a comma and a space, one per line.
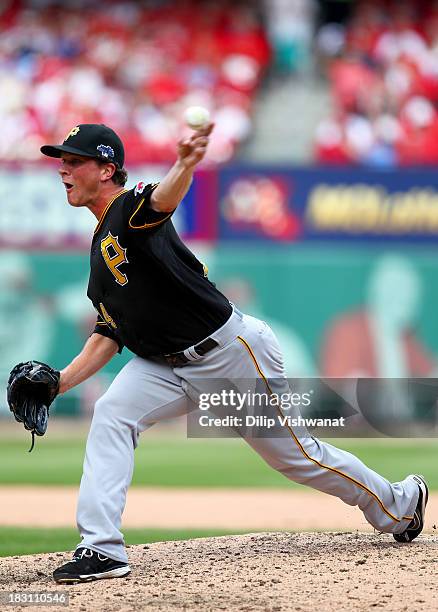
236, 335, 413, 524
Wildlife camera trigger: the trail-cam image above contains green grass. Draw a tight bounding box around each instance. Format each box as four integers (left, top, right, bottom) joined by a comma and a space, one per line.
1, 437, 437, 489
0, 527, 242, 558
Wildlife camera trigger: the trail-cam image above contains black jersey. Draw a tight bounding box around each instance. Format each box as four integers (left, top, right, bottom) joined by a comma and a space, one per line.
87, 182, 232, 358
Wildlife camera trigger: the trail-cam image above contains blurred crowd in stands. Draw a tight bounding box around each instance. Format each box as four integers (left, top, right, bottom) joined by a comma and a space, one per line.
315, 0, 438, 166
0, 0, 270, 164
5, 0, 438, 168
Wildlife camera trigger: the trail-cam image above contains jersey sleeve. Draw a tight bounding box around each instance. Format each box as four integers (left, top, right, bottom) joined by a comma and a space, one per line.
127, 181, 174, 230
92, 313, 124, 353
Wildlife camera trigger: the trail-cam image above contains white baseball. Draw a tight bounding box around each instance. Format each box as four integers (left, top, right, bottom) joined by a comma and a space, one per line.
184, 106, 211, 130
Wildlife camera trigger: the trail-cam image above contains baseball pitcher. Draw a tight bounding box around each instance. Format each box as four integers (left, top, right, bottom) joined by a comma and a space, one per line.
8, 123, 428, 583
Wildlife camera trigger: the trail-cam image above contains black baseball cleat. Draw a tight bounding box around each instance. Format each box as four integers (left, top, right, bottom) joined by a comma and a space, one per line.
53, 547, 131, 583
393, 475, 428, 543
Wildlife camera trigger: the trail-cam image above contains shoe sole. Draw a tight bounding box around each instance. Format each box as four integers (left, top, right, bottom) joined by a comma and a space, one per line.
414, 474, 428, 521
54, 565, 131, 584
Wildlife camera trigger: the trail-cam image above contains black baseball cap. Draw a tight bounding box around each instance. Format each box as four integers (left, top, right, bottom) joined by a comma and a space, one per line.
41, 123, 124, 168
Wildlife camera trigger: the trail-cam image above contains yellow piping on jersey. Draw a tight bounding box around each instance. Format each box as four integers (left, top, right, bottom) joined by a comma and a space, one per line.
128, 184, 173, 229
99, 302, 117, 329
236, 335, 414, 524
94, 189, 129, 235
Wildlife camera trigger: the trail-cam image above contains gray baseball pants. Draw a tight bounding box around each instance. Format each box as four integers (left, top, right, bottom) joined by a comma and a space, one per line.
76, 309, 419, 563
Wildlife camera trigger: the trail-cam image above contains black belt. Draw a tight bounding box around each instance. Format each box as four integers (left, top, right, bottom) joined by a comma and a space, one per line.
164, 337, 219, 367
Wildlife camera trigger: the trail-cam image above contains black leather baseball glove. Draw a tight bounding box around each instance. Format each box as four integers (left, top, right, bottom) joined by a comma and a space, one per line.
7, 361, 60, 452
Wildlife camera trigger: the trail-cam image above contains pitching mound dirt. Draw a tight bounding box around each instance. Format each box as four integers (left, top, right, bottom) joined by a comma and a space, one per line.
2, 532, 438, 611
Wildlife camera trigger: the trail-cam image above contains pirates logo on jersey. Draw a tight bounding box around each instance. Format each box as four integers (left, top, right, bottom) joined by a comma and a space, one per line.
134, 181, 159, 196
65, 126, 80, 141
134, 181, 146, 196
100, 232, 129, 286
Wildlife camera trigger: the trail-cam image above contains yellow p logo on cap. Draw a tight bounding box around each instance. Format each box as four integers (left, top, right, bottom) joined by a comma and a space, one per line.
65, 126, 80, 140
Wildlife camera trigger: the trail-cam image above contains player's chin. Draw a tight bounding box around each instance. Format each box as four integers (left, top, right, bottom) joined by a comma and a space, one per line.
66, 192, 82, 207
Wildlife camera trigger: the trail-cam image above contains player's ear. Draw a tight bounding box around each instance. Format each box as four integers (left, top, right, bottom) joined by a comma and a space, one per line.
100, 162, 116, 182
